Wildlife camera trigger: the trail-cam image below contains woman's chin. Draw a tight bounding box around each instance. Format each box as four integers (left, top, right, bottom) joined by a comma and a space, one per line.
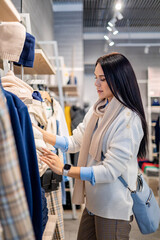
98, 94, 104, 99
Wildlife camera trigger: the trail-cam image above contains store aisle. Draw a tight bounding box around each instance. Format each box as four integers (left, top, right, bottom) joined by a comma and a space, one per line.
64, 210, 160, 240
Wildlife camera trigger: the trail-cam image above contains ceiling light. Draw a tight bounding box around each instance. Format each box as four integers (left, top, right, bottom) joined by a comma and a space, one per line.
109, 41, 114, 46
112, 26, 119, 35
108, 22, 114, 27
108, 18, 117, 27
104, 35, 109, 41
115, 1, 122, 11
144, 46, 149, 54
116, 11, 123, 20
107, 26, 112, 31
113, 30, 118, 35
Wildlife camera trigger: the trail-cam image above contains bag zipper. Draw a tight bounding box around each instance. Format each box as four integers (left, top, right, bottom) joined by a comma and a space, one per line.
146, 189, 152, 207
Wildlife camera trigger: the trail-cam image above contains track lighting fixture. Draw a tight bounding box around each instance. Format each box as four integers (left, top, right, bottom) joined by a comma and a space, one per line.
104, 35, 109, 41
112, 27, 118, 35
108, 18, 117, 27
115, 1, 122, 11
104, 35, 114, 47
109, 41, 114, 46
115, 11, 123, 20
144, 46, 149, 54
107, 26, 112, 31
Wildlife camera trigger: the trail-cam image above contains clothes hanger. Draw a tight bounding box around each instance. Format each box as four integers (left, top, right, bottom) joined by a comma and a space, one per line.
39, 90, 51, 103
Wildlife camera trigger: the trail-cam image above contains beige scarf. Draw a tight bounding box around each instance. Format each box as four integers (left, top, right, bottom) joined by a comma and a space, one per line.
72, 97, 124, 204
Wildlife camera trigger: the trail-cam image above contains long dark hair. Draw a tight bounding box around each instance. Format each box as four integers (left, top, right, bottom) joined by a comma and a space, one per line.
96, 52, 148, 158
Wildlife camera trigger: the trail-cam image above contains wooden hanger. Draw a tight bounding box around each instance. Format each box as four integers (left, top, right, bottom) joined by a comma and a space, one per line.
39, 90, 51, 103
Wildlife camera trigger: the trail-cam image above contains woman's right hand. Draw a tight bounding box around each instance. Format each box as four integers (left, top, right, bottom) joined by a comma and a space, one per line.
32, 123, 56, 146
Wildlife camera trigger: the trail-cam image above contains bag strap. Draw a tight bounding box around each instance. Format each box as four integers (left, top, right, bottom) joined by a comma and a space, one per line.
118, 176, 134, 192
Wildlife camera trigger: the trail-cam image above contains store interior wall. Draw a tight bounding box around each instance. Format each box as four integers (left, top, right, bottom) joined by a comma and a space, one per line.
12, 0, 54, 57
53, 2, 84, 106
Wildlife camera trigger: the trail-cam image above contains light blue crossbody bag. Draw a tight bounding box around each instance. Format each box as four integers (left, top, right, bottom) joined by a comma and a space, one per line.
118, 174, 160, 234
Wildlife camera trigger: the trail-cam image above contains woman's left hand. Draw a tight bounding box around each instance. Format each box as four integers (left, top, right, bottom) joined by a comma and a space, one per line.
39, 148, 64, 175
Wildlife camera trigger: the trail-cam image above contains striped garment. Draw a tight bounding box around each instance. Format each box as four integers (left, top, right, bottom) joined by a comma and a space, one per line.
45, 186, 64, 240
0, 86, 35, 239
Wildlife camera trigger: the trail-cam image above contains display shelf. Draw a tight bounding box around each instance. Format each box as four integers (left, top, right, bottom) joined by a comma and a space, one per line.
49, 85, 78, 96
152, 153, 158, 157
14, 49, 56, 75
151, 122, 156, 127
151, 106, 160, 113
0, 0, 20, 22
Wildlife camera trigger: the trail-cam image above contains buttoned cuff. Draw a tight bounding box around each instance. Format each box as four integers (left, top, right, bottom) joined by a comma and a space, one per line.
55, 135, 69, 152
80, 167, 96, 186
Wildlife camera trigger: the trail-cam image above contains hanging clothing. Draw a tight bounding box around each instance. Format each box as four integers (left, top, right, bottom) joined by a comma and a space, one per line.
70, 105, 86, 131
41, 188, 48, 233
32, 126, 49, 177
64, 105, 72, 135
3, 89, 42, 240
45, 186, 64, 240
32, 91, 43, 102
1, 70, 33, 101
0, 85, 35, 239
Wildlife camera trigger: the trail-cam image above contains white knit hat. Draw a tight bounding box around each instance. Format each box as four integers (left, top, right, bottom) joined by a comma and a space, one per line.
0, 22, 26, 62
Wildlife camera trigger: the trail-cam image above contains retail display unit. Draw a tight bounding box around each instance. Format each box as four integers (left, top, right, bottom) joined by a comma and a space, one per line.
148, 67, 160, 161
0, 0, 20, 22
14, 49, 56, 75
147, 67, 160, 206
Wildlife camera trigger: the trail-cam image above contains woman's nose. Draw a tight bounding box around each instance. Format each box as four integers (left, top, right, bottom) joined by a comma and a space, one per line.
95, 78, 101, 86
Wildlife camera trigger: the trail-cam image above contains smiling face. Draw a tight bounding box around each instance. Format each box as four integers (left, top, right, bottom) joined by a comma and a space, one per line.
94, 63, 114, 102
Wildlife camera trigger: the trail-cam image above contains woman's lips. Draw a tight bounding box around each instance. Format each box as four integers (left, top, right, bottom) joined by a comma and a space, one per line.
97, 90, 103, 93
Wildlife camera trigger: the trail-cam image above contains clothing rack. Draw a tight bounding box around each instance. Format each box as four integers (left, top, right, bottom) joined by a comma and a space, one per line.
37, 41, 77, 219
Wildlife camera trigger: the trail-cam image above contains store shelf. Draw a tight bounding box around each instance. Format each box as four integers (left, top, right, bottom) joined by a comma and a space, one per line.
0, 0, 20, 22
152, 153, 158, 157
14, 49, 56, 75
151, 106, 160, 113
49, 85, 78, 96
151, 122, 156, 127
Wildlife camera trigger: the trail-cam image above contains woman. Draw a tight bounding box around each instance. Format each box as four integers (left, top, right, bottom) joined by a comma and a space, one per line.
38, 52, 148, 240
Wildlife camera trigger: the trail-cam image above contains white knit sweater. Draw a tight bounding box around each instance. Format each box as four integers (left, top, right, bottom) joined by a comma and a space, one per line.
68, 105, 144, 220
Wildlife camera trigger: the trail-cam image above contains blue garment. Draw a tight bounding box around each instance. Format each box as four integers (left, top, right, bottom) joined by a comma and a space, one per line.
80, 167, 95, 186
3, 90, 42, 240
55, 135, 69, 152
32, 91, 43, 102
41, 188, 48, 233
55, 135, 96, 185
14, 32, 35, 68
